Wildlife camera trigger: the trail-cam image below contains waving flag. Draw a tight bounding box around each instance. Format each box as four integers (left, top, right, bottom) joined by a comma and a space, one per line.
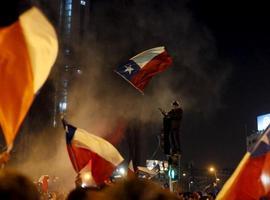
0, 7, 58, 149
62, 120, 124, 186
216, 125, 270, 200
115, 46, 172, 94
38, 175, 50, 193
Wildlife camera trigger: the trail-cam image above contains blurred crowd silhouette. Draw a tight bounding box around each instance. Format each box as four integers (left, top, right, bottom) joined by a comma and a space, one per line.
0, 169, 217, 200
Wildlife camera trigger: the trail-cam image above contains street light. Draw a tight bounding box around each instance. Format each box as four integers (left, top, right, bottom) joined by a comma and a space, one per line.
208, 166, 218, 182
209, 166, 215, 173
188, 180, 193, 192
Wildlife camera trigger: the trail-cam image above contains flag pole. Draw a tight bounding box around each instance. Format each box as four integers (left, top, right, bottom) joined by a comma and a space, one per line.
61, 118, 80, 173
62, 118, 81, 186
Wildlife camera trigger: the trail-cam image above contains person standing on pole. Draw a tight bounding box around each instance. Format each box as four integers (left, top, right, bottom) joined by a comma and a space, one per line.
159, 100, 183, 155
167, 100, 183, 155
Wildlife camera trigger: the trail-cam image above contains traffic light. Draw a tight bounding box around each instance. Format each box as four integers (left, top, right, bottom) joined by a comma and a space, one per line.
168, 167, 178, 180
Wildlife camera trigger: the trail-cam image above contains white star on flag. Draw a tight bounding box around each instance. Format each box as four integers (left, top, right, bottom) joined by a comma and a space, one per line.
124, 65, 134, 74
114, 46, 173, 94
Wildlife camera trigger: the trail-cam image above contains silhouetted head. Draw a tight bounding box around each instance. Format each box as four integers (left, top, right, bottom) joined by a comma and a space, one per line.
171, 100, 180, 109
102, 178, 178, 200
0, 169, 39, 200
67, 186, 104, 200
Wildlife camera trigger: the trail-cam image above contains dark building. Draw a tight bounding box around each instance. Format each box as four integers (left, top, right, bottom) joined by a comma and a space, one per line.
52, 0, 92, 126
32, 0, 92, 126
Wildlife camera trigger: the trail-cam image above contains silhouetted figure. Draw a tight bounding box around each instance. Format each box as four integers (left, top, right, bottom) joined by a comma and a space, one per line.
102, 177, 179, 200
67, 186, 104, 200
67, 187, 88, 200
0, 169, 39, 200
159, 100, 183, 155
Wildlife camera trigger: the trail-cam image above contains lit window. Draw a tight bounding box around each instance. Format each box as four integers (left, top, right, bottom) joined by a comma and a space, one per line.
59, 101, 67, 112
66, 0, 72, 4
66, 4, 72, 10
80, 0, 86, 5
67, 10, 72, 17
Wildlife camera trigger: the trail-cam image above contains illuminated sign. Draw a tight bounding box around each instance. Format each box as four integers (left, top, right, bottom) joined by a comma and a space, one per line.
257, 113, 270, 131
146, 160, 168, 171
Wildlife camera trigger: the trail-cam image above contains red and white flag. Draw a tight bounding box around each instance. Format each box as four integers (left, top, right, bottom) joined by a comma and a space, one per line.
217, 125, 270, 199
0, 6, 58, 149
63, 120, 124, 186
114, 46, 173, 94
38, 175, 50, 193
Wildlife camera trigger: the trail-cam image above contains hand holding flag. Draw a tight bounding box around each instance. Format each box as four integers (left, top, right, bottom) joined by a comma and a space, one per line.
0, 151, 10, 166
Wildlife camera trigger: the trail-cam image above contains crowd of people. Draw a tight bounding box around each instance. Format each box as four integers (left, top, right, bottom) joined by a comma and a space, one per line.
0, 168, 219, 200
178, 192, 216, 200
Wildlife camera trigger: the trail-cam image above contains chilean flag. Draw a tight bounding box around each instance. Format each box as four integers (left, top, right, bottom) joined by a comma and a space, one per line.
115, 46, 173, 94
0, 7, 58, 149
63, 120, 124, 186
216, 125, 270, 200
38, 175, 50, 193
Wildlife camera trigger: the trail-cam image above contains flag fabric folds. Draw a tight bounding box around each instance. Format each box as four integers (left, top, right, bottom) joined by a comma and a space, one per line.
0, 7, 58, 148
216, 126, 270, 200
63, 120, 124, 186
114, 46, 172, 94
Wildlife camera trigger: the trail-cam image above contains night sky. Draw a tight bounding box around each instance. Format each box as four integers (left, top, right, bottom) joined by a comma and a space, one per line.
186, 0, 270, 169
1, 0, 270, 176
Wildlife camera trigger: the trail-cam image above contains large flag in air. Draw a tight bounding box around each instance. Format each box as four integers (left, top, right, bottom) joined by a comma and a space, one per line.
114, 46, 172, 93
63, 120, 124, 186
216, 125, 270, 200
0, 7, 58, 149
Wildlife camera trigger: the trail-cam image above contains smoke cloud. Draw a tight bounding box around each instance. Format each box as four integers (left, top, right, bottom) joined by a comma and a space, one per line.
6, 0, 233, 188
65, 0, 231, 133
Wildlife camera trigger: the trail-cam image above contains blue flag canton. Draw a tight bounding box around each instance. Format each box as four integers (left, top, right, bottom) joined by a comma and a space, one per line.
250, 127, 270, 157
65, 123, 77, 144
115, 60, 141, 80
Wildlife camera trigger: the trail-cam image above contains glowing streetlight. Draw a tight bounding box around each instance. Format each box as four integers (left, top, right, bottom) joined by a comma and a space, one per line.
119, 167, 126, 175
209, 166, 215, 173
208, 166, 218, 182
188, 180, 193, 191
82, 172, 92, 181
